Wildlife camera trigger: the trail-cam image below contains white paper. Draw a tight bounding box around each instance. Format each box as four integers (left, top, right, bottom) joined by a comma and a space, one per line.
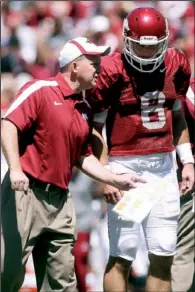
113, 178, 170, 223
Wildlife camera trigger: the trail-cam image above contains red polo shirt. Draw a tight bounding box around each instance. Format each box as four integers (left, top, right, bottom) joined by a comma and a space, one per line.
3, 73, 92, 189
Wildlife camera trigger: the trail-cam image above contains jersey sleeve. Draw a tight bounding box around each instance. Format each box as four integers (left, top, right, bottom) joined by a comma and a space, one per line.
173, 49, 191, 100
86, 55, 119, 113
3, 81, 42, 131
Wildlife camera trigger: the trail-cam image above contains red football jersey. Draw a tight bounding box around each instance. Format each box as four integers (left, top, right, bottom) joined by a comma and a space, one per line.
87, 48, 191, 156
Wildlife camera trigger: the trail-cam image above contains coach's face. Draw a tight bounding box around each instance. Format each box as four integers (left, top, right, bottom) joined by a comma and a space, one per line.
74, 55, 102, 90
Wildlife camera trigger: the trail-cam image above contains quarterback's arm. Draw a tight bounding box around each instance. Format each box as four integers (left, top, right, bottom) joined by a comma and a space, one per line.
92, 123, 109, 165
172, 101, 194, 163
91, 110, 109, 165
172, 102, 190, 146
172, 101, 194, 194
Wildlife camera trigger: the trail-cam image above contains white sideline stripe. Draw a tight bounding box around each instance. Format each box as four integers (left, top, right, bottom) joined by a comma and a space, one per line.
3, 80, 58, 117
186, 86, 194, 105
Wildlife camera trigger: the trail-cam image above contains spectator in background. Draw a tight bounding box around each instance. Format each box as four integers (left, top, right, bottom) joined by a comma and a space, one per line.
1, 72, 32, 114
157, 1, 194, 75
5, 9, 37, 64
1, 34, 26, 75
1, 1, 194, 76
83, 15, 119, 55
1, 74, 17, 113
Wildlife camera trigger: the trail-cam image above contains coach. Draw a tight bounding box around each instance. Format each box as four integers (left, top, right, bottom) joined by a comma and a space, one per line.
1, 37, 145, 292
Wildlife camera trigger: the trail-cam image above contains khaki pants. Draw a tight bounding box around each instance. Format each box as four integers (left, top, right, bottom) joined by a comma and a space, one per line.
1, 171, 77, 292
171, 197, 195, 292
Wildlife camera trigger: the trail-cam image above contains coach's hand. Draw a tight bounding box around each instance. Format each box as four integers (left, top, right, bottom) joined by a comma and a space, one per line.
104, 173, 146, 204
113, 173, 147, 191
10, 169, 29, 192
180, 163, 195, 195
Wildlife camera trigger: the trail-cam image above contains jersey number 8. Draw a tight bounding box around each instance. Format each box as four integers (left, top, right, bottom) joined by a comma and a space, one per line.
140, 91, 166, 130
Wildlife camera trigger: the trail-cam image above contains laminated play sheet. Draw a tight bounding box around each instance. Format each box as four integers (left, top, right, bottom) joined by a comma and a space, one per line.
113, 178, 171, 223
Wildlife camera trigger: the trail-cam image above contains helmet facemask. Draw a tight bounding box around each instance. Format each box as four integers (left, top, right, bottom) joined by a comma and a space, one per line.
123, 18, 169, 73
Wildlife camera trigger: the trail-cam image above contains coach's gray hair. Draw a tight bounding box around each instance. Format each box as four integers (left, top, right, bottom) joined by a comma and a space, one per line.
60, 55, 85, 72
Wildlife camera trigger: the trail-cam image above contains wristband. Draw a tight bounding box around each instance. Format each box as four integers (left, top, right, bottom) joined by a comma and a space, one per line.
176, 143, 194, 165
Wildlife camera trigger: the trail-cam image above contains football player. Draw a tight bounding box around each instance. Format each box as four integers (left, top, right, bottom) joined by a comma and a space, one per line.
86, 7, 195, 292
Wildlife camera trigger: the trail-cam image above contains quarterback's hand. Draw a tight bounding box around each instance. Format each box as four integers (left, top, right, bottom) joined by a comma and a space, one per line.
103, 184, 123, 204
10, 169, 29, 192
180, 163, 195, 195
113, 173, 147, 191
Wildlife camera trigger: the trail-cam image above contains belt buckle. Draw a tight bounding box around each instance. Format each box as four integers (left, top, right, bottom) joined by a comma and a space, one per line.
45, 183, 51, 192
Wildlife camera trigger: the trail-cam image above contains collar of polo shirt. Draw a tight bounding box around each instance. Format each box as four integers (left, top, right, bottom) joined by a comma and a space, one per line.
55, 72, 75, 98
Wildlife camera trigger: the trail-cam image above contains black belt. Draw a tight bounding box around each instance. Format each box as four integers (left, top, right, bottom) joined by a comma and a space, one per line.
27, 174, 66, 193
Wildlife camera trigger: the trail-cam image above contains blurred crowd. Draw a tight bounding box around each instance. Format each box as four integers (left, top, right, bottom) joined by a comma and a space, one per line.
1, 1, 194, 291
